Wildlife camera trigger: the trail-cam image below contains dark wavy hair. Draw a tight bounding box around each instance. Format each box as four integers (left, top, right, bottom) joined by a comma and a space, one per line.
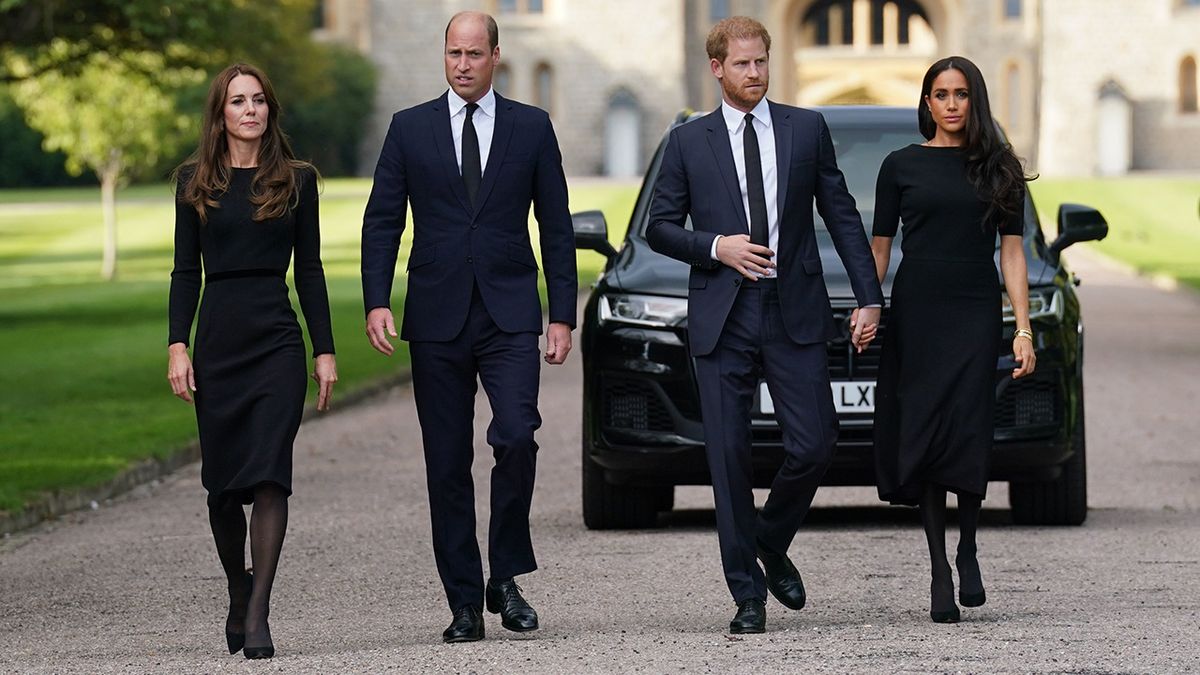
918, 56, 1033, 230
174, 63, 315, 223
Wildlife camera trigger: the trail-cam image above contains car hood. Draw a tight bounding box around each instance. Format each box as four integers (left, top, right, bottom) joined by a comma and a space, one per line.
608, 237, 1058, 300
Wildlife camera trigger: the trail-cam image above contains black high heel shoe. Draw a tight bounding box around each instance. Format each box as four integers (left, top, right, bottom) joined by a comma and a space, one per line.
243, 610, 274, 659
956, 548, 987, 608
930, 578, 961, 624
225, 571, 253, 654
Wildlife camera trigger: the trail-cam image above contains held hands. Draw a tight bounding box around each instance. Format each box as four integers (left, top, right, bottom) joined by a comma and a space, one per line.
545, 322, 573, 365
716, 234, 775, 280
1012, 334, 1037, 378
366, 307, 398, 356
312, 353, 338, 411
167, 342, 196, 403
849, 306, 881, 354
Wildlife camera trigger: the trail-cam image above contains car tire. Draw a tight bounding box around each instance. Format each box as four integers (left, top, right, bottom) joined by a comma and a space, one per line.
582, 440, 663, 530
1009, 395, 1088, 526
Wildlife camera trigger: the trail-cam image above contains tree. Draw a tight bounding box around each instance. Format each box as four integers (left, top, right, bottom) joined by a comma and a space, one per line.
11, 45, 201, 279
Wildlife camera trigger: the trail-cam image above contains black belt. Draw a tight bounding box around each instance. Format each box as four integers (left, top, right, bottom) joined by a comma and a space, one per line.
205, 269, 285, 283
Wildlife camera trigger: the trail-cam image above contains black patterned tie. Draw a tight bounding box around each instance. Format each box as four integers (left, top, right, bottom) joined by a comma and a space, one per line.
462, 102, 481, 207
743, 113, 769, 246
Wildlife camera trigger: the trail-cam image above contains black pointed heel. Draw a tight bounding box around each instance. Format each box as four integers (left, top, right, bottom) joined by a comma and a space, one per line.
225, 570, 253, 654
930, 607, 961, 623
243, 642, 275, 659
959, 589, 986, 607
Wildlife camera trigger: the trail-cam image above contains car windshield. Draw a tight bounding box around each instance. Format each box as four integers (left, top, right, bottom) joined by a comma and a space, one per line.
635, 122, 1032, 248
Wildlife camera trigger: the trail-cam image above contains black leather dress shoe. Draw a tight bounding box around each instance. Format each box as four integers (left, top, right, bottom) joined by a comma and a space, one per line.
442, 606, 484, 643
757, 540, 806, 610
729, 599, 766, 634
485, 578, 539, 632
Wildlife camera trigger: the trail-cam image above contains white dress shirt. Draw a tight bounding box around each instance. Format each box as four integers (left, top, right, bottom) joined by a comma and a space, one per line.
448, 87, 496, 174
711, 97, 779, 278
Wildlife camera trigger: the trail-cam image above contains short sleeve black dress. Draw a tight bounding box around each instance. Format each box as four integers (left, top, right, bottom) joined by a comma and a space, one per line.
871, 145, 1023, 506
169, 166, 334, 506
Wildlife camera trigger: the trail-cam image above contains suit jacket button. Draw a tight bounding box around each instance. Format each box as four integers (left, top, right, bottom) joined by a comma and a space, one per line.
734, 278, 742, 286
467, 256, 473, 264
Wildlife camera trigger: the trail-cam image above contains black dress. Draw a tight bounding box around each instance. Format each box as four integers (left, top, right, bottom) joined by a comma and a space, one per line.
169, 166, 334, 506
871, 145, 1023, 505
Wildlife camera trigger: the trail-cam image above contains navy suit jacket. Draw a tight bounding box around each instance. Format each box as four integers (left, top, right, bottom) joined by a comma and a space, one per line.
646, 102, 884, 357
362, 91, 577, 342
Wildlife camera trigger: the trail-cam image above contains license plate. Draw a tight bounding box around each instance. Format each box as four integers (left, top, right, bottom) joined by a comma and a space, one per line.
759, 381, 875, 414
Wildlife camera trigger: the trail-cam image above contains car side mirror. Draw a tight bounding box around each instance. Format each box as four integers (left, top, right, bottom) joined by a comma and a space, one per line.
1048, 203, 1108, 259
572, 210, 618, 259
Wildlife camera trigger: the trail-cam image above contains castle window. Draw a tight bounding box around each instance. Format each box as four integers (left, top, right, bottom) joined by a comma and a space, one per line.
498, 0, 518, 12
1004, 0, 1022, 19
1181, 56, 1198, 114
711, 0, 730, 22
1005, 63, 1021, 132
495, 63, 512, 95
535, 63, 554, 115
498, 0, 544, 12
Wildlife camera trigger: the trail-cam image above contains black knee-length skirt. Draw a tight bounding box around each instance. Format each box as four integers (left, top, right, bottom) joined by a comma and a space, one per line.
192, 274, 307, 506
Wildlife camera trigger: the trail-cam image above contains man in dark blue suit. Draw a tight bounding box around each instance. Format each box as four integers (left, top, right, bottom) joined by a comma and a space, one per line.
646, 16, 883, 634
360, 11, 576, 643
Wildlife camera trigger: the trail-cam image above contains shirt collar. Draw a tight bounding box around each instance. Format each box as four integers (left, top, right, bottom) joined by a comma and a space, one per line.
721, 97, 771, 134
447, 87, 496, 118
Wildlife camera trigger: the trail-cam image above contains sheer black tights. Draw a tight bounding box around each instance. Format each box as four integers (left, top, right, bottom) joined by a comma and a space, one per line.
919, 485, 984, 612
208, 484, 288, 647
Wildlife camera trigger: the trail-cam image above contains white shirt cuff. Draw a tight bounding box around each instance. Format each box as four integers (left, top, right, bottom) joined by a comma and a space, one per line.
710, 234, 722, 260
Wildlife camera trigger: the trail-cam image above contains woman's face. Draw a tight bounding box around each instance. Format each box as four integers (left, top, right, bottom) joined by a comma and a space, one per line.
223, 74, 268, 144
924, 68, 970, 138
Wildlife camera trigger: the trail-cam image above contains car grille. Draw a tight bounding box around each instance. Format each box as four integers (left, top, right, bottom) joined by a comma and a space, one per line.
603, 377, 674, 432
994, 371, 1061, 429
827, 307, 886, 378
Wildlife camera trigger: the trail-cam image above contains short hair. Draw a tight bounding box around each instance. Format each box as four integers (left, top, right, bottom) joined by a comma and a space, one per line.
445, 11, 499, 51
706, 16, 771, 63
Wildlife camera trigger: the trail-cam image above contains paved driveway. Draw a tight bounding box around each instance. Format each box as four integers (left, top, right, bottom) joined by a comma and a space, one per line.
2, 248, 1198, 673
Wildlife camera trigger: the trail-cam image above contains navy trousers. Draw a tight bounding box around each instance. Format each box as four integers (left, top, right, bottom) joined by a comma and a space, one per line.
692, 280, 838, 604
409, 285, 542, 612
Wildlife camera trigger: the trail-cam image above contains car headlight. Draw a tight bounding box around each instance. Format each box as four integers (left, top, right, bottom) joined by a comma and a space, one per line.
1002, 287, 1063, 323
598, 294, 688, 328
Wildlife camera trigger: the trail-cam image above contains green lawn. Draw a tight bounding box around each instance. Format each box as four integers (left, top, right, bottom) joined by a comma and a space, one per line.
0, 178, 636, 513
1029, 177, 1200, 289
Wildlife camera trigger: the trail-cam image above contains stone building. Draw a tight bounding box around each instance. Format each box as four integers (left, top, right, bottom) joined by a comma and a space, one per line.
316, 0, 1200, 177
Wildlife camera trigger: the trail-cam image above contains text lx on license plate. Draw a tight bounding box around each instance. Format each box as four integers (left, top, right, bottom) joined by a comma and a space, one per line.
759, 381, 875, 414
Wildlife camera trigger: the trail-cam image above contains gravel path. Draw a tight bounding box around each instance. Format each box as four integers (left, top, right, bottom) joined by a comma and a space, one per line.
2, 247, 1198, 673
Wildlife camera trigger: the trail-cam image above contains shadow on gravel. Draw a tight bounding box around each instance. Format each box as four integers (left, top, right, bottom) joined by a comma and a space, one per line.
661, 506, 1014, 530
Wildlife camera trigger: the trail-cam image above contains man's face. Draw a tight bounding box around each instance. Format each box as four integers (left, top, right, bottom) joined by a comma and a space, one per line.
444, 17, 499, 103
712, 37, 770, 111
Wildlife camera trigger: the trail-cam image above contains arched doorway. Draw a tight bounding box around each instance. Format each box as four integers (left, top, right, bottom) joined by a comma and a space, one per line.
604, 89, 642, 178
773, 0, 947, 107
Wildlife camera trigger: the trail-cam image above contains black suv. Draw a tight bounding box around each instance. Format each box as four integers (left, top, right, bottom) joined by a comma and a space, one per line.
573, 106, 1108, 529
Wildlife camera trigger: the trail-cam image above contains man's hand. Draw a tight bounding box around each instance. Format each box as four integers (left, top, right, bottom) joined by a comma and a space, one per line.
544, 322, 572, 365
716, 234, 775, 280
849, 306, 881, 353
366, 307, 398, 356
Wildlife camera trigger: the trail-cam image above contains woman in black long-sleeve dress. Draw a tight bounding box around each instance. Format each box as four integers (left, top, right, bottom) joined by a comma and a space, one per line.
166, 63, 336, 658
866, 56, 1036, 624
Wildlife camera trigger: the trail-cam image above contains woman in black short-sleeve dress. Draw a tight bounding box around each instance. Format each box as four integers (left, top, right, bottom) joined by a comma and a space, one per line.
167, 64, 336, 659
867, 57, 1036, 624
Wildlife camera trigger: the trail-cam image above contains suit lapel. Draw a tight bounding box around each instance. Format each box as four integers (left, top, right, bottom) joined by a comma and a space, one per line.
770, 101, 792, 226
704, 109, 749, 233
472, 93, 515, 217
429, 92, 472, 215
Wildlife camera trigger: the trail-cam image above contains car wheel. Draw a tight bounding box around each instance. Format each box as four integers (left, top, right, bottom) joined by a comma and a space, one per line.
582, 440, 664, 530
1009, 396, 1088, 526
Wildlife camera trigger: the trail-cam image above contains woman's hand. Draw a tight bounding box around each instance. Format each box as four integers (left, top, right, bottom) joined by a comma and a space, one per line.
167, 343, 196, 403
312, 353, 338, 411
1012, 335, 1036, 378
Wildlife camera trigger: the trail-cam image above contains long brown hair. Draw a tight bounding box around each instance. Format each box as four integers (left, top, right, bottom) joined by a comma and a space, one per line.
174, 63, 314, 223
918, 56, 1033, 231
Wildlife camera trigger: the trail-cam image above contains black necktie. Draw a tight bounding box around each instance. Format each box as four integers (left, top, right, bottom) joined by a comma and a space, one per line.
742, 113, 769, 247
462, 102, 481, 207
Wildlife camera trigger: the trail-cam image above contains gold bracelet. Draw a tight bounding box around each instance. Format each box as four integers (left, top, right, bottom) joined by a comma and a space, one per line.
1014, 328, 1034, 341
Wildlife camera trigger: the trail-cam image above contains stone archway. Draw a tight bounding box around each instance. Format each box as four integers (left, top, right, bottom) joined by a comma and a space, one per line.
770, 0, 958, 107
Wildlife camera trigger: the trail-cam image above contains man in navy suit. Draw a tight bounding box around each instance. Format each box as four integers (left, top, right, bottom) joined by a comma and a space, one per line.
360, 11, 576, 643
646, 16, 883, 633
